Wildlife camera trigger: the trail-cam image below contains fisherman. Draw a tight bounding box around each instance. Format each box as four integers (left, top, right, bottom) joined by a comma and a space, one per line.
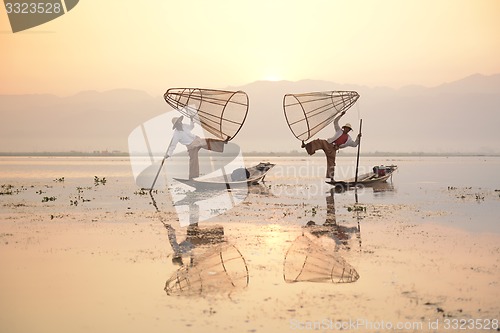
301, 111, 361, 182
167, 116, 228, 179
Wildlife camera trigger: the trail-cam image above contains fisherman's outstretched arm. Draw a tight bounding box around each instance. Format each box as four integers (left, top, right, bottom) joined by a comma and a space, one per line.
339, 133, 361, 148
333, 111, 346, 131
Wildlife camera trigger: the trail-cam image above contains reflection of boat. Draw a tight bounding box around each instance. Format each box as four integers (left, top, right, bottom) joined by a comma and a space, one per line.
372, 181, 395, 193
171, 187, 248, 206
174, 162, 275, 189
326, 165, 397, 187
247, 182, 273, 196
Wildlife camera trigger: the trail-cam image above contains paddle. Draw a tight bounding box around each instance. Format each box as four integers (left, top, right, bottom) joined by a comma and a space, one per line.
354, 119, 363, 185
149, 137, 173, 193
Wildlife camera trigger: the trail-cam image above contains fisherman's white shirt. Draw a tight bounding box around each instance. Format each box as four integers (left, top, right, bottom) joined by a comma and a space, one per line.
167, 122, 197, 156
325, 115, 359, 148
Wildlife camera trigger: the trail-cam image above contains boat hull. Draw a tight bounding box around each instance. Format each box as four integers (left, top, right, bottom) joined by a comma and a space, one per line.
174, 162, 274, 189
326, 165, 397, 187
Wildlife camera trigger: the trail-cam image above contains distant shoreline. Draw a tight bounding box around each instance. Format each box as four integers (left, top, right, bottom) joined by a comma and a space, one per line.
0, 151, 498, 157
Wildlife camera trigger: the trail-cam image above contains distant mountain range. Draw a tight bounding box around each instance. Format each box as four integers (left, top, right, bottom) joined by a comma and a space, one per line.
1, 73, 499, 154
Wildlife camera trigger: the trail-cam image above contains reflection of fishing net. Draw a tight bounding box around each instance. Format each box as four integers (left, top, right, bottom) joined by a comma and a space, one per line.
283, 91, 360, 141
164, 88, 249, 141
283, 235, 359, 283
165, 243, 249, 295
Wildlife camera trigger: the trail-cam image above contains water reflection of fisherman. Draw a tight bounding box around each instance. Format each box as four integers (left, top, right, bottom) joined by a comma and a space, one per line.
164, 225, 249, 295
301, 111, 361, 182
166, 222, 225, 266
166, 116, 229, 179
305, 190, 359, 250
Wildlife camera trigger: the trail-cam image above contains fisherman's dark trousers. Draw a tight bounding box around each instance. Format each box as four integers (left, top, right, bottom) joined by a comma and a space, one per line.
305, 139, 337, 179
187, 137, 225, 179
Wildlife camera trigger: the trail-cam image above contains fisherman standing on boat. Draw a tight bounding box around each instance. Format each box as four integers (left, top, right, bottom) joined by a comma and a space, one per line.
301, 111, 361, 182
167, 116, 228, 179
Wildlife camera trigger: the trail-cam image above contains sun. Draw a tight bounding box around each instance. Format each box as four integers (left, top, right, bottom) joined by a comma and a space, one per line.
264, 74, 282, 82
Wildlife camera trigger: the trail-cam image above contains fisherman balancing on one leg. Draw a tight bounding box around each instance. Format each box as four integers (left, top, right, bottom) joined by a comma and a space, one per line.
301, 111, 361, 183
167, 115, 229, 179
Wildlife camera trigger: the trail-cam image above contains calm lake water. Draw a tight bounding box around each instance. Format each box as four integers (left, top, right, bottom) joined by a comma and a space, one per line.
1, 155, 499, 333
264, 155, 500, 233
1, 155, 498, 232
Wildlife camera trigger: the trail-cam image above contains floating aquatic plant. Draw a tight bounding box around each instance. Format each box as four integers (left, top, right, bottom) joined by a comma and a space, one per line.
304, 205, 319, 217
94, 176, 107, 186
69, 186, 93, 206
0, 184, 14, 195
347, 204, 366, 212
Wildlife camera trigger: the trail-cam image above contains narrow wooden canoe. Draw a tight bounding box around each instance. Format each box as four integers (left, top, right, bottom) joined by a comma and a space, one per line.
174, 162, 275, 189
326, 165, 397, 187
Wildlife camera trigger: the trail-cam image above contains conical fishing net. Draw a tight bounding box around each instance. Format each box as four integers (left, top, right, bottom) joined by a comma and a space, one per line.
164, 88, 249, 141
283, 91, 360, 141
283, 235, 359, 283
165, 243, 249, 295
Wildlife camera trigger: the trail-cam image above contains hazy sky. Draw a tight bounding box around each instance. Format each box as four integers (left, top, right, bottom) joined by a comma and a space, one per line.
1, 0, 499, 95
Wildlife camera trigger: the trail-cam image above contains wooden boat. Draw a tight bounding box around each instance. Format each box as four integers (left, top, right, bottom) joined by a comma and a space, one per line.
326, 165, 397, 187
174, 162, 274, 189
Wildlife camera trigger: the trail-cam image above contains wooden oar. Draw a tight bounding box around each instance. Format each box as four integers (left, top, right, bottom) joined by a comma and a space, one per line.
149, 137, 173, 193
354, 119, 363, 185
